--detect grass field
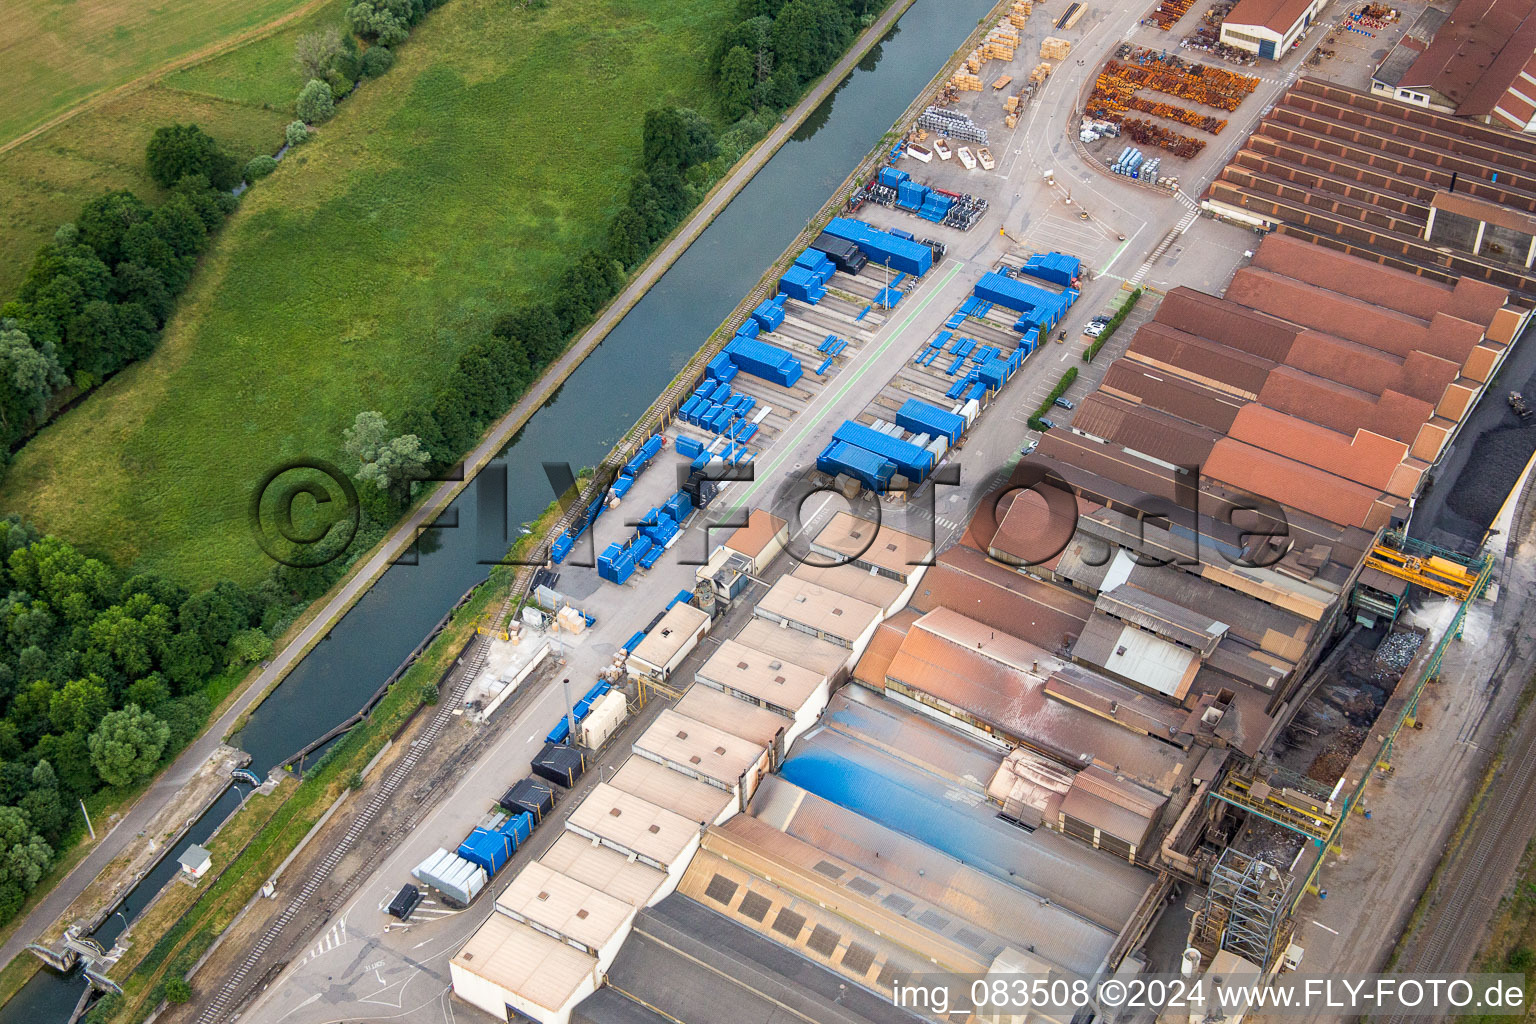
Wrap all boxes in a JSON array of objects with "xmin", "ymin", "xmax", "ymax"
[
  {"xmin": 1, "ymin": 0, "xmax": 734, "ymax": 587},
  {"xmin": 0, "ymin": 87, "xmax": 289, "ymax": 296},
  {"xmin": 0, "ymin": 0, "xmax": 318, "ymax": 145}
]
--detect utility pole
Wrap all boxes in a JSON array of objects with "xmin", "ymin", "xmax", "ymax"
[
  {"xmin": 562, "ymin": 677, "xmax": 576, "ymax": 745},
  {"xmin": 80, "ymin": 799, "xmax": 95, "ymax": 841}
]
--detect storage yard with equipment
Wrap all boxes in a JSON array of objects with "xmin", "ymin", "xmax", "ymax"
[{"xmin": 113, "ymin": 0, "xmax": 1536, "ymax": 1022}]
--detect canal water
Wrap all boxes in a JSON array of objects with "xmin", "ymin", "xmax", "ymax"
[{"xmin": 4, "ymin": 0, "xmax": 998, "ymax": 1017}]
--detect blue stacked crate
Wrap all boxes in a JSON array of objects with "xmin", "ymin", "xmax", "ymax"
[
  {"xmin": 832, "ymin": 420, "xmax": 934, "ymax": 483},
  {"xmin": 779, "ymin": 265, "xmax": 826, "ymax": 304},
  {"xmin": 817, "ymin": 441, "xmax": 896, "ymax": 492},
  {"xmin": 735, "ymin": 318, "xmax": 761, "ymax": 339},
  {"xmin": 878, "ymin": 167, "xmax": 910, "ymax": 188},
  {"xmin": 895, "ymin": 179, "xmax": 929, "ymax": 212},
  {"xmin": 979, "ymin": 361, "xmax": 1007, "ymax": 391},
  {"xmin": 750, "ymin": 300, "xmax": 785, "ymax": 332},
  {"xmin": 888, "ymin": 228, "xmax": 916, "ymax": 241},
  {"xmin": 895, "ymin": 398, "xmax": 965, "ymax": 444},
  {"xmin": 550, "ymin": 533, "xmax": 574, "ymax": 564},
  {"xmin": 1019, "ymin": 251, "xmax": 1081, "ymax": 287},
  {"xmin": 499, "ymin": 812, "xmax": 534, "ymax": 849},
  {"xmin": 726, "ymin": 337, "xmax": 802, "ymax": 387},
  {"xmin": 675, "ymin": 435, "xmax": 704, "ymax": 459},
  {"xmin": 663, "ymin": 490, "xmax": 693, "ymax": 523},
  {"xmin": 822, "ymin": 217, "xmax": 933, "ymax": 276},
  {"xmin": 458, "ymin": 827, "xmax": 513, "ymax": 876},
  {"xmin": 705, "ymin": 352, "xmax": 738, "ymax": 383},
  {"xmin": 918, "ymin": 192, "xmax": 953, "ymax": 222}
]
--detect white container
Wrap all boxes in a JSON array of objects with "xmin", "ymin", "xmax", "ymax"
[
  {"xmin": 907, "ymin": 144, "xmax": 934, "ymax": 163},
  {"xmin": 957, "ymin": 146, "xmax": 978, "ymax": 170},
  {"xmin": 927, "ymin": 435, "xmax": 949, "ymax": 460},
  {"xmin": 413, "ymin": 848, "xmax": 487, "ymax": 906},
  {"xmin": 579, "ymin": 690, "xmax": 628, "ymax": 749},
  {"xmin": 935, "ymin": 140, "xmax": 953, "ymax": 160},
  {"xmin": 961, "ymin": 398, "xmax": 981, "ymax": 426},
  {"xmin": 977, "ymin": 147, "xmax": 996, "ymax": 170}
]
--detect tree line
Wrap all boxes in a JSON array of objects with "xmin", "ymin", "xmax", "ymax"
[
  {"xmin": 0, "ymin": 519, "xmax": 278, "ymax": 922},
  {"xmin": 0, "ymin": 128, "xmax": 243, "ymax": 467}
]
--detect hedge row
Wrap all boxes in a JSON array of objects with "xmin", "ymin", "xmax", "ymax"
[
  {"xmin": 1026, "ymin": 366, "xmax": 1078, "ymax": 432},
  {"xmin": 1083, "ymin": 287, "xmax": 1143, "ymax": 363}
]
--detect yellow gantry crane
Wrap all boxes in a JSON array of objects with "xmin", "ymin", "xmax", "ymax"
[{"xmin": 1362, "ymin": 534, "xmax": 1488, "ymax": 602}]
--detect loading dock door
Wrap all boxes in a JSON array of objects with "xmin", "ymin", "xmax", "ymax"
[{"xmin": 1260, "ymin": 38, "xmax": 1276, "ymax": 58}]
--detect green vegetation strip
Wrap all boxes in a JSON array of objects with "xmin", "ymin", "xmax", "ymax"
[
  {"xmin": 1083, "ymin": 287, "xmax": 1142, "ymax": 363},
  {"xmin": 1027, "ymin": 367, "xmax": 1078, "ymax": 432},
  {"xmin": 93, "ymin": 574, "xmax": 502, "ymax": 1024}
]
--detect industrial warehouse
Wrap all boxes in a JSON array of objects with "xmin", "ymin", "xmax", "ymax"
[{"xmin": 147, "ymin": 1, "xmax": 1536, "ymax": 1021}]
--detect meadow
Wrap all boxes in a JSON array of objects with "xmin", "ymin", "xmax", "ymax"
[
  {"xmin": 1, "ymin": 0, "xmax": 735, "ymax": 587},
  {"xmin": 0, "ymin": 0, "xmax": 318, "ymax": 144}
]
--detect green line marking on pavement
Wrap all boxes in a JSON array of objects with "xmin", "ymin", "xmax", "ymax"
[
  {"xmin": 725, "ymin": 259, "xmax": 967, "ymax": 517},
  {"xmin": 1099, "ymin": 238, "xmax": 1131, "ymax": 277}
]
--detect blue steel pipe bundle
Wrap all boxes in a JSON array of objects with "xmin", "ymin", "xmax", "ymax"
[
  {"xmin": 735, "ymin": 318, "xmax": 760, "ymax": 339},
  {"xmin": 895, "ymin": 398, "xmax": 965, "ymax": 444},
  {"xmin": 832, "ymin": 420, "xmax": 933, "ymax": 483},
  {"xmin": 817, "ymin": 441, "xmax": 895, "ymax": 492},
  {"xmin": 822, "ymin": 217, "xmax": 932, "ymax": 276},
  {"xmin": 458, "ymin": 827, "xmax": 513, "ymax": 876},
  {"xmin": 550, "ymin": 533, "xmax": 574, "ymax": 564},
  {"xmin": 793, "ymin": 248, "xmax": 835, "ymax": 284}
]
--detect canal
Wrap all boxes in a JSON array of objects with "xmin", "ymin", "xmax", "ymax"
[{"xmin": 5, "ymin": 0, "xmax": 998, "ymax": 1016}]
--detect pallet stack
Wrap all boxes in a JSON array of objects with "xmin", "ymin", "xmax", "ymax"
[
  {"xmin": 950, "ymin": 69, "xmax": 984, "ymax": 90},
  {"xmin": 1041, "ymin": 36, "xmax": 1072, "ymax": 59},
  {"xmin": 1009, "ymin": 0, "xmax": 1032, "ymax": 28}
]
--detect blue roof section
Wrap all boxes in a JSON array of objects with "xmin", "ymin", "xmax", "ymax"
[{"xmin": 777, "ymin": 717, "xmax": 1153, "ymax": 933}]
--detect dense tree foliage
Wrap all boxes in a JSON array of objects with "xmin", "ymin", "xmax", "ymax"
[
  {"xmin": 145, "ymin": 125, "xmax": 241, "ymax": 192},
  {"xmin": 712, "ymin": 0, "xmax": 879, "ymax": 118},
  {"xmin": 0, "ymin": 155, "xmax": 235, "ymax": 457},
  {"xmin": 295, "ymin": 79, "xmax": 336, "ymax": 123},
  {"xmin": 0, "ymin": 519, "xmax": 271, "ymax": 922}
]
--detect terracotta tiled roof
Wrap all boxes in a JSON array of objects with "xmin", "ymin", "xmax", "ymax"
[
  {"xmin": 1394, "ymin": 0, "xmax": 1536, "ymax": 115},
  {"xmin": 1155, "ymin": 287, "xmax": 1300, "ymax": 360},
  {"xmin": 1072, "ymin": 393, "xmax": 1221, "ymax": 466},
  {"xmin": 1257, "ymin": 367, "xmax": 1434, "ymax": 443},
  {"xmin": 1101, "ymin": 360, "xmax": 1245, "ymax": 433},
  {"xmin": 1202, "ymin": 440, "xmax": 1385, "ymax": 527},
  {"xmin": 1226, "ymin": 0, "xmax": 1321, "ymax": 36},
  {"xmin": 1225, "ymin": 404, "xmax": 1410, "ymax": 492}
]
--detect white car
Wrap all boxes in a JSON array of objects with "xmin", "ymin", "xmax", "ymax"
[{"xmin": 1084, "ymin": 322, "xmax": 1106, "ymax": 338}]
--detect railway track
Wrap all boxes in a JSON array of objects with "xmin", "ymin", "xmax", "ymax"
[
  {"xmin": 1382, "ymin": 659, "xmax": 1536, "ymax": 1024},
  {"xmin": 194, "ymin": 619, "xmax": 502, "ymax": 1024}
]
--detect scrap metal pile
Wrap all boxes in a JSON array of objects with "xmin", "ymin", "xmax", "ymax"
[
  {"xmin": 1150, "ymin": 0, "xmax": 1195, "ymax": 30},
  {"xmin": 1120, "ymin": 118, "xmax": 1205, "ymax": 157}
]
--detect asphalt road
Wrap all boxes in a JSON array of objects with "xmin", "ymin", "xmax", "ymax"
[{"xmin": 0, "ymin": 0, "xmax": 924, "ymax": 978}]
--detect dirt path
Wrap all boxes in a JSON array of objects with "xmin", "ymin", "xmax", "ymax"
[{"xmin": 0, "ymin": 0, "xmax": 333, "ymax": 159}]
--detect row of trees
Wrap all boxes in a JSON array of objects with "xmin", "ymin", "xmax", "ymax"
[
  {"xmin": 0, "ymin": 127, "xmax": 241, "ymax": 462},
  {"xmin": 0, "ymin": 519, "xmax": 276, "ymax": 921},
  {"xmin": 714, "ymin": 0, "xmax": 884, "ymax": 120}
]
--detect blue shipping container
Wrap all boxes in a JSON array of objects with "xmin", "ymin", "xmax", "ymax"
[
  {"xmin": 1020, "ymin": 251, "xmax": 1081, "ymax": 287},
  {"xmin": 458, "ymin": 827, "xmax": 513, "ymax": 876},
  {"xmin": 895, "ymin": 398, "xmax": 965, "ymax": 444},
  {"xmin": 817, "ymin": 441, "xmax": 896, "ymax": 492},
  {"xmin": 833, "ymin": 420, "xmax": 933, "ymax": 482},
  {"xmin": 498, "ymin": 812, "xmax": 534, "ymax": 849}
]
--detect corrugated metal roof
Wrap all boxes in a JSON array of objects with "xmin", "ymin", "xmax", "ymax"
[
  {"xmin": 452, "ymin": 913, "xmax": 595, "ymax": 1011},
  {"xmin": 635, "ymin": 709, "xmax": 767, "ymax": 789},
  {"xmin": 495, "ymin": 861, "xmax": 634, "ymax": 952},
  {"xmin": 810, "ymin": 511, "xmax": 932, "ymax": 579},
  {"xmin": 697, "ymin": 638, "xmax": 830, "ymax": 714},
  {"xmin": 674, "ymin": 685, "xmax": 791, "ymax": 749},
  {"xmin": 567, "ymin": 784, "xmax": 701, "ymax": 867},
  {"xmin": 1096, "ymin": 584, "xmax": 1228, "ymax": 655},
  {"xmin": 539, "ymin": 831, "xmax": 667, "ymax": 908},
  {"xmin": 630, "ymin": 602, "xmax": 709, "ymax": 668},
  {"xmin": 754, "ymin": 576, "xmax": 882, "ymax": 644},
  {"xmin": 911, "ymin": 543, "xmax": 1093, "ymax": 654},
  {"xmin": 1072, "ymin": 612, "xmax": 1200, "ymax": 699},
  {"xmin": 790, "ymin": 560, "xmax": 907, "ymax": 612},
  {"xmin": 607, "ymin": 754, "xmax": 732, "ymax": 827},
  {"xmin": 1226, "ymin": 0, "xmax": 1319, "ymax": 34},
  {"xmin": 1071, "ymin": 393, "xmax": 1221, "ymax": 466},
  {"xmin": 773, "ymin": 728, "xmax": 1157, "ymax": 934},
  {"xmin": 733, "ymin": 617, "xmax": 852, "ymax": 677}
]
